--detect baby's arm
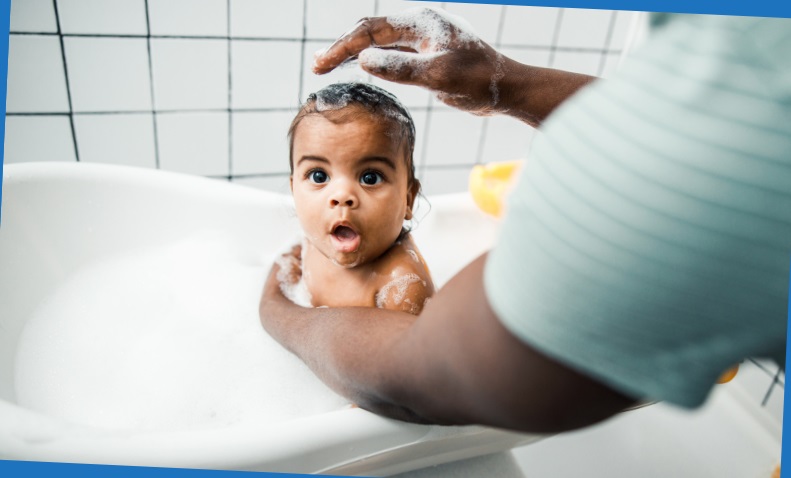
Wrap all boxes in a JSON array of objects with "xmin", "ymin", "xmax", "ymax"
[{"xmin": 374, "ymin": 242, "xmax": 435, "ymax": 315}]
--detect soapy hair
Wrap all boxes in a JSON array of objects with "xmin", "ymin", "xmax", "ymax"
[{"xmin": 287, "ymin": 82, "xmax": 418, "ymax": 190}]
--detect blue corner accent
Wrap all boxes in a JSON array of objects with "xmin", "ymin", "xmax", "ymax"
[
  {"xmin": 0, "ymin": 0, "xmax": 10, "ymax": 225},
  {"xmin": 0, "ymin": 461, "xmax": 362, "ymax": 478}
]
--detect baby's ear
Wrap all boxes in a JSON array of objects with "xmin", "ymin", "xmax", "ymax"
[
  {"xmin": 405, "ymin": 180, "xmax": 420, "ymax": 220},
  {"xmin": 289, "ymin": 175, "xmax": 293, "ymax": 192}
]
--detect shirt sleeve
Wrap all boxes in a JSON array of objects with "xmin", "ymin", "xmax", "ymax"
[{"xmin": 484, "ymin": 15, "xmax": 791, "ymax": 408}]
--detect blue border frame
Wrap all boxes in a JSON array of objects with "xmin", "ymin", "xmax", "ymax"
[{"xmin": 0, "ymin": 1, "xmax": 787, "ymax": 476}]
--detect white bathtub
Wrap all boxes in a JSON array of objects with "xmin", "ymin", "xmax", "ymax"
[{"xmin": 0, "ymin": 162, "xmax": 542, "ymax": 475}]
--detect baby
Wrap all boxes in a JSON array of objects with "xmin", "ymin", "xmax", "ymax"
[{"xmin": 282, "ymin": 82, "xmax": 435, "ymax": 314}]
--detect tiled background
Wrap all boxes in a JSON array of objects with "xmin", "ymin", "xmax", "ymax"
[
  {"xmin": 5, "ymin": 0, "xmax": 644, "ymax": 196},
  {"xmin": 3, "ymin": 0, "xmax": 783, "ymax": 424}
]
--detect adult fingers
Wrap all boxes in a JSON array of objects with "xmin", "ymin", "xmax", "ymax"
[
  {"xmin": 313, "ymin": 17, "xmax": 406, "ymax": 74},
  {"xmin": 358, "ymin": 48, "xmax": 441, "ymax": 87}
]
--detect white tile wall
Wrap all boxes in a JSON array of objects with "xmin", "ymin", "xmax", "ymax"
[
  {"xmin": 609, "ymin": 10, "xmax": 639, "ymax": 50},
  {"xmin": 231, "ymin": 111, "xmax": 293, "ymax": 176},
  {"xmin": 551, "ymin": 49, "xmax": 603, "ymax": 75},
  {"xmin": 500, "ymin": 6, "xmax": 560, "ymax": 46},
  {"xmin": 600, "ymin": 51, "xmax": 623, "ymax": 78},
  {"xmin": 423, "ymin": 109, "xmax": 485, "ymax": 167},
  {"xmin": 230, "ymin": 0, "xmax": 304, "ymax": 39},
  {"xmin": 156, "ymin": 112, "xmax": 228, "ymax": 176},
  {"xmin": 74, "ymin": 113, "xmax": 156, "ymax": 168},
  {"xmin": 57, "ymin": 0, "xmax": 148, "ymax": 36},
  {"xmin": 480, "ymin": 116, "xmax": 537, "ymax": 163},
  {"xmin": 150, "ymin": 38, "xmax": 227, "ymax": 110},
  {"xmin": 555, "ymin": 8, "xmax": 613, "ymax": 50},
  {"xmin": 419, "ymin": 167, "xmax": 472, "ymax": 196},
  {"xmin": 732, "ymin": 360, "xmax": 778, "ymax": 406},
  {"xmin": 6, "ymin": 35, "xmax": 70, "ymax": 113},
  {"xmin": 302, "ymin": 40, "xmax": 370, "ymax": 101},
  {"xmin": 65, "ymin": 37, "xmax": 152, "ymax": 112},
  {"xmin": 5, "ymin": 1, "xmax": 644, "ymax": 198},
  {"xmin": 410, "ymin": 110, "xmax": 428, "ymax": 172},
  {"xmin": 443, "ymin": 2, "xmax": 504, "ymax": 45},
  {"xmin": 231, "ymin": 175, "xmax": 291, "ymax": 195},
  {"xmin": 231, "ymin": 40, "xmax": 302, "ymax": 110},
  {"xmin": 148, "ymin": 0, "xmax": 227, "ymax": 37},
  {"xmin": 4, "ymin": 116, "xmax": 76, "ymax": 163},
  {"xmin": 500, "ymin": 46, "xmax": 552, "ymax": 69},
  {"xmin": 376, "ymin": 0, "xmax": 446, "ymax": 17},
  {"xmin": 10, "ymin": 0, "xmax": 57, "ymax": 33},
  {"xmin": 305, "ymin": 0, "xmax": 374, "ymax": 40}
]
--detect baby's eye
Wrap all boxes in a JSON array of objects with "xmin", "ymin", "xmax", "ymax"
[
  {"xmin": 308, "ymin": 170, "xmax": 329, "ymax": 184},
  {"xmin": 360, "ymin": 171, "xmax": 383, "ymax": 186}
]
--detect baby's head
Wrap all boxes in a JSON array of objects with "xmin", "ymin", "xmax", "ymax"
[{"xmin": 288, "ymin": 83, "xmax": 420, "ymax": 269}]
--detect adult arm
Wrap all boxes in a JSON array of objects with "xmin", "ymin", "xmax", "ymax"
[
  {"xmin": 312, "ymin": 8, "xmax": 596, "ymax": 127},
  {"xmin": 260, "ymin": 253, "xmax": 637, "ymax": 433}
]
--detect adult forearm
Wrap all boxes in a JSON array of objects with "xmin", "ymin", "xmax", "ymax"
[
  {"xmin": 499, "ymin": 57, "xmax": 597, "ymax": 127},
  {"xmin": 259, "ymin": 291, "xmax": 432, "ymax": 422},
  {"xmin": 259, "ymin": 256, "xmax": 636, "ymax": 432}
]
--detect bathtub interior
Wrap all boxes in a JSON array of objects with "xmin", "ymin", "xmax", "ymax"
[{"xmin": 0, "ymin": 162, "xmax": 539, "ymax": 475}]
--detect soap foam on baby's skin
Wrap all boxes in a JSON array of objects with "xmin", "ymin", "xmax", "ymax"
[
  {"xmin": 375, "ymin": 273, "xmax": 425, "ymax": 311},
  {"xmin": 15, "ymin": 231, "xmax": 348, "ymax": 432}
]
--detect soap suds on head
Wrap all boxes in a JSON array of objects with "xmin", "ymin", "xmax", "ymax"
[
  {"xmin": 375, "ymin": 273, "xmax": 425, "ymax": 309},
  {"xmin": 312, "ymin": 82, "xmax": 413, "ymax": 130}
]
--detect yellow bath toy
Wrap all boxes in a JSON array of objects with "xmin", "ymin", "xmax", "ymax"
[
  {"xmin": 717, "ymin": 364, "xmax": 739, "ymax": 384},
  {"xmin": 469, "ymin": 160, "xmax": 523, "ymax": 217}
]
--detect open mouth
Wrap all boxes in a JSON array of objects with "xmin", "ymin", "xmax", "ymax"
[{"xmin": 331, "ymin": 223, "xmax": 361, "ymax": 253}]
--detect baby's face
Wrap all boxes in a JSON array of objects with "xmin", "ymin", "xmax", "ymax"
[{"xmin": 291, "ymin": 113, "xmax": 416, "ymax": 268}]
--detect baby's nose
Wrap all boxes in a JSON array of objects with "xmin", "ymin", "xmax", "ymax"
[{"xmin": 329, "ymin": 184, "xmax": 358, "ymax": 208}]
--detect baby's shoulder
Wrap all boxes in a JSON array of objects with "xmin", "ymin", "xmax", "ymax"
[{"xmin": 373, "ymin": 237, "xmax": 435, "ymax": 315}]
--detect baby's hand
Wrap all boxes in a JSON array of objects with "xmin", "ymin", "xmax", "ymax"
[{"xmin": 274, "ymin": 243, "xmax": 303, "ymax": 288}]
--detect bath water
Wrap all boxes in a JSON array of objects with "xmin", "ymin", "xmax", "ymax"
[{"xmin": 14, "ymin": 231, "xmax": 349, "ymax": 432}]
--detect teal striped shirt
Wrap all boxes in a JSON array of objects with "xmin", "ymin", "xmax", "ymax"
[{"xmin": 484, "ymin": 14, "xmax": 790, "ymax": 408}]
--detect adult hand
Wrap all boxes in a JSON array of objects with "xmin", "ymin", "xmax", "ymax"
[
  {"xmin": 313, "ymin": 7, "xmax": 509, "ymax": 117},
  {"xmin": 260, "ymin": 252, "xmax": 636, "ymax": 431},
  {"xmin": 312, "ymin": 7, "xmax": 597, "ymax": 126}
]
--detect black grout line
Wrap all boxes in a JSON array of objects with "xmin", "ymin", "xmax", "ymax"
[
  {"xmin": 8, "ymin": 32, "xmax": 623, "ymax": 55},
  {"xmin": 597, "ymin": 10, "xmax": 618, "ymax": 78},
  {"xmin": 475, "ymin": 5, "xmax": 509, "ymax": 166},
  {"xmin": 547, "ymin": 8, "xmax": 564, "ymax": 68},
  {"xmin": 52, "ymin": 0, "xmax": 80, "ymax": 162},
  {"xmin": 748, "ymin": 357, "xmax": 781, "ymax": 377},
  {"xmin": 761, "ymin": 367, "xmax": 784, "ymax": 406},
  {"xmin": 10, "ymin": 31, "xmax": 307, "ymax": 41},
  {"xmin": 7, "ymin": 105, "xmax": 432, "ymax": 116},
  {"xmin": 297, "ymin": 0, "xmax": 307, "ymax": 102},
  {"xmin": 143, "ymin": 0, "xmax": 161, "ymax": 170},
  {"xmin": 227, "ymin": 0, "xmax": 233, "ymax": 181}
]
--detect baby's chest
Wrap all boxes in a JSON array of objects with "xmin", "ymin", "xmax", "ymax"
[{"xmin": 306, "ymin": 274, "xmax": 378, "ymax": 308}]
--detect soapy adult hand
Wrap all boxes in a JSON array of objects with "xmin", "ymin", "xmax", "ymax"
[
  {"xmin": 313, "ymin": 7, "xmax": 597, "ymax": 126},
  {"xmin": 313, "ymin": 8, "xmax": 506, "ymax": 117}
]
